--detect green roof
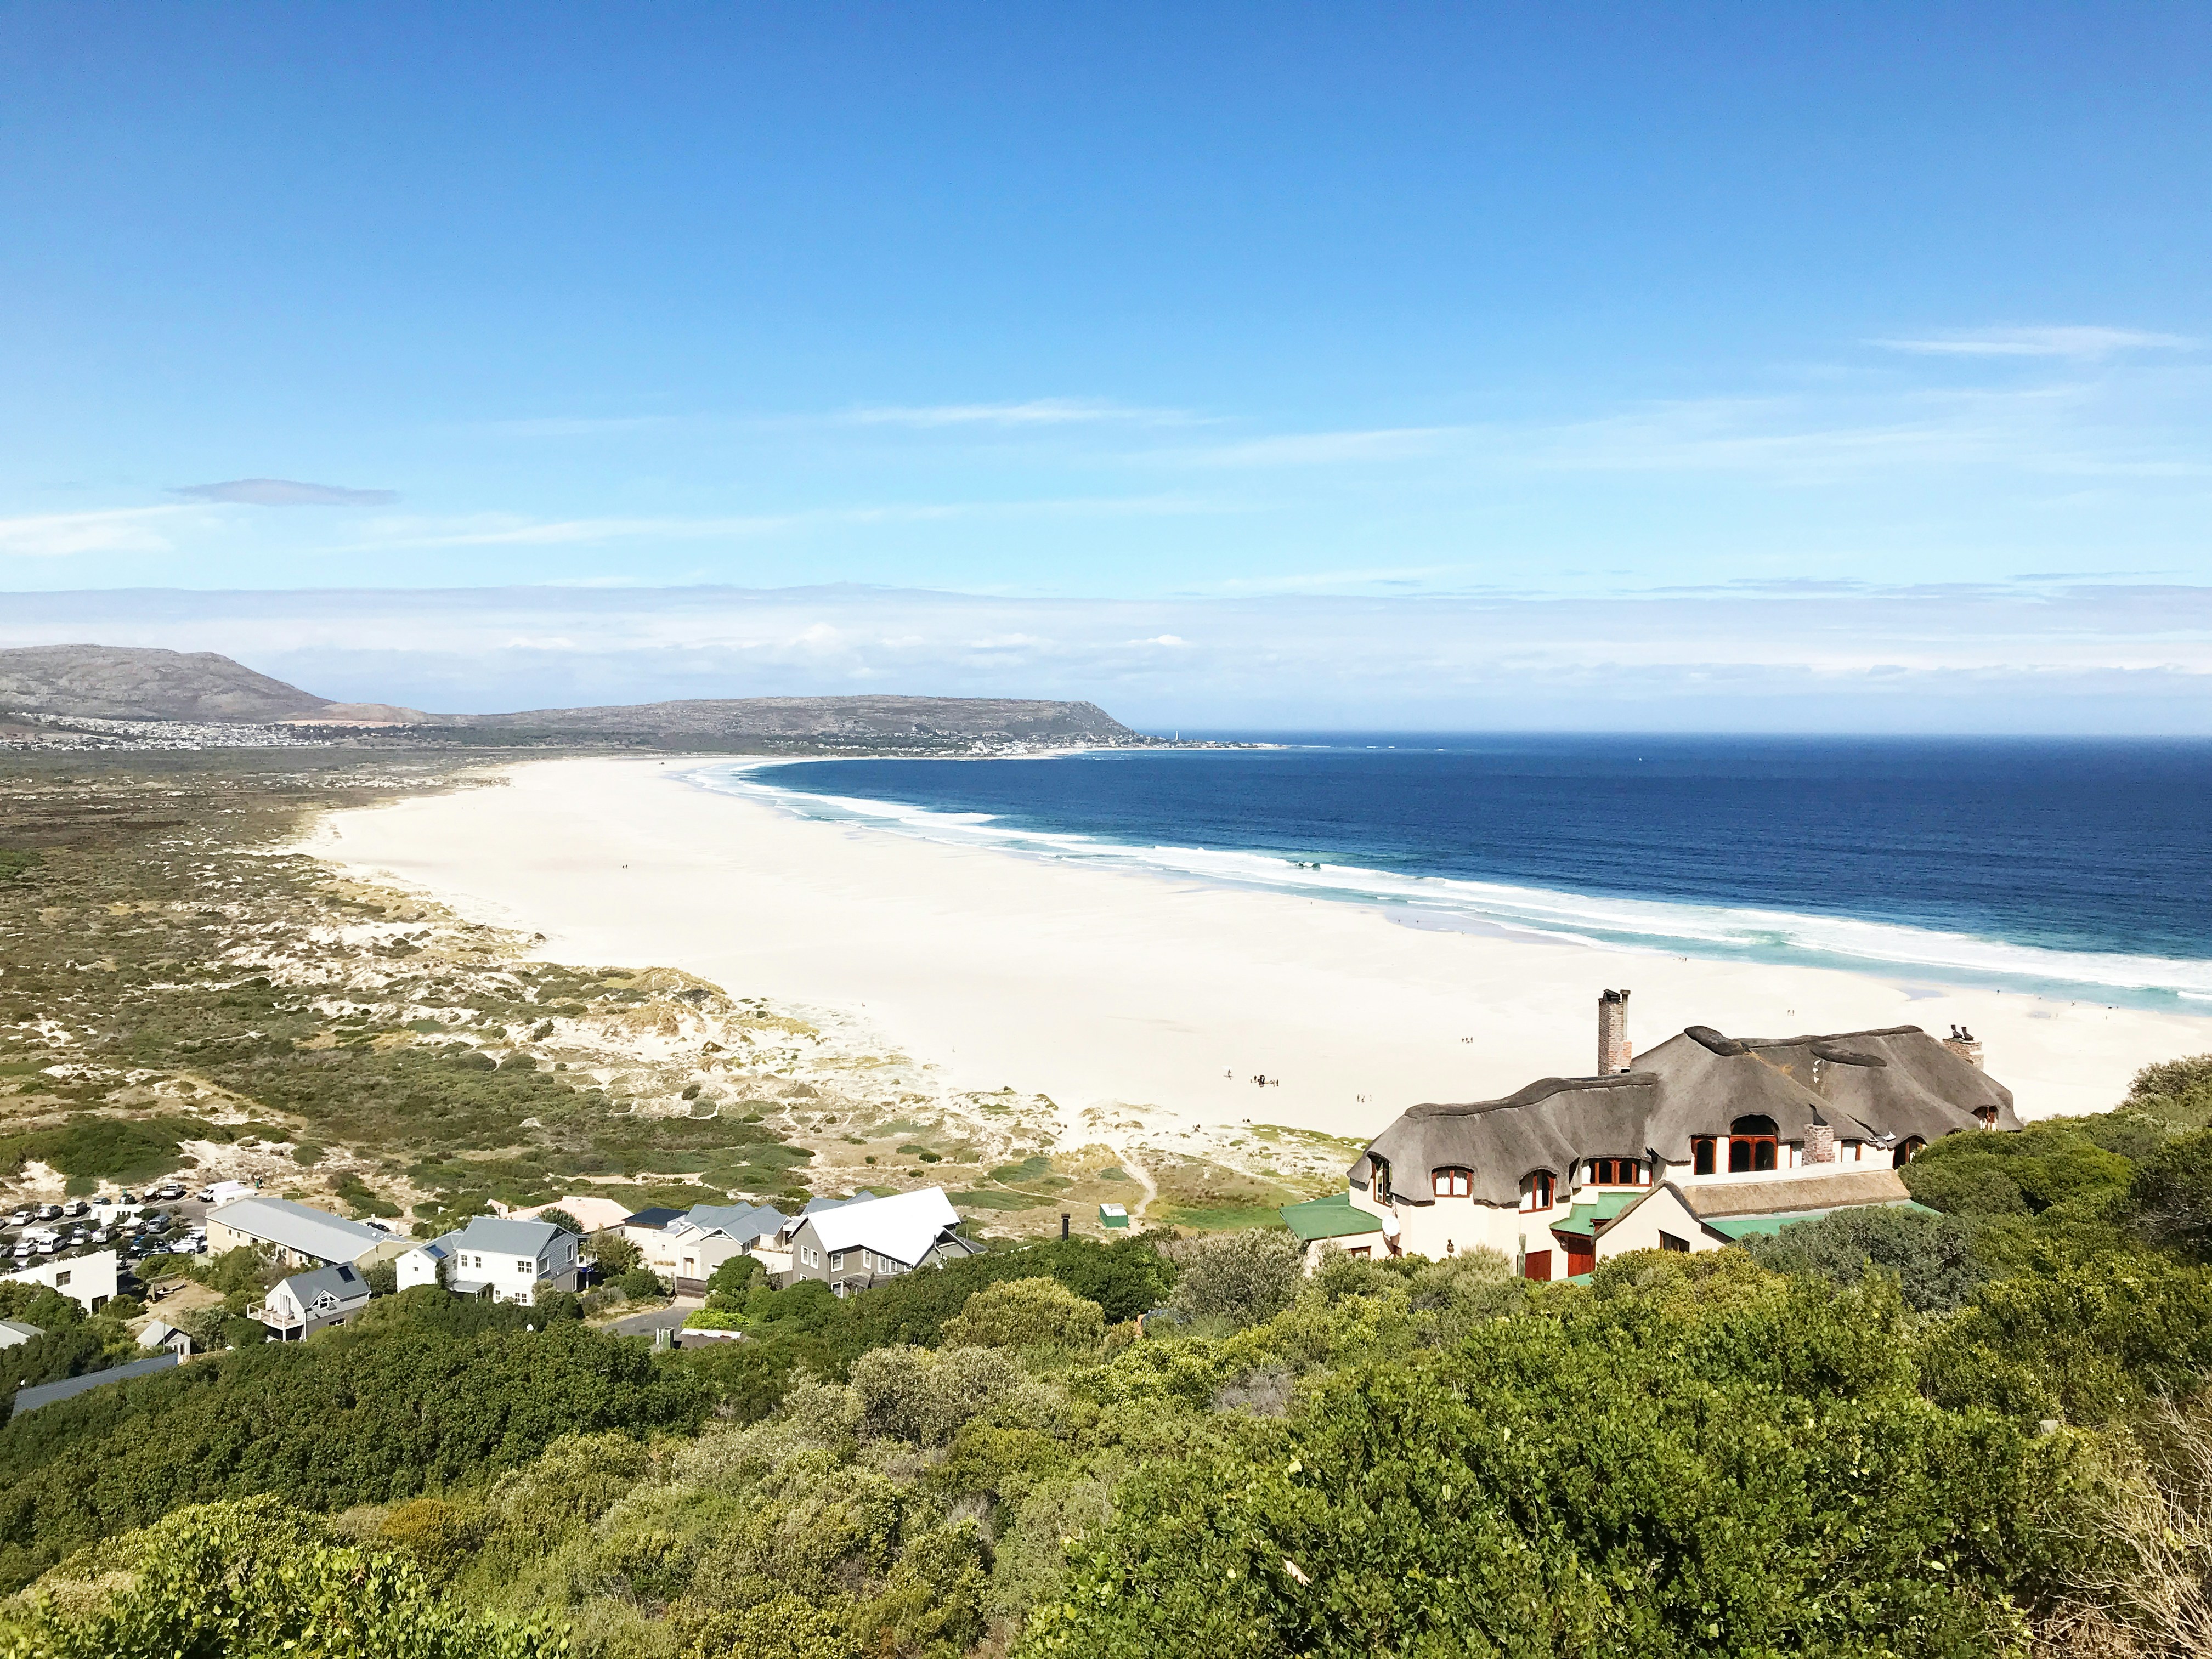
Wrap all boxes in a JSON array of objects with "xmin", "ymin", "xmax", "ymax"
[
  {"xmin": 1280, "ymin": 1191, "xmax": 1386, "ymax": 1243},
  {"xmin": 1705, "ymin": 1199, "xmax": 1937, "ymax": 1241},
  {"xmin": 1547, "ymin": 1190, "xmax": 1648, "ymax": 1239}
]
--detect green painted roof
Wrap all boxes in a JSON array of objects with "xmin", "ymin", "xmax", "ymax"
[
  {"xmin": 1705, "ymin": 1198, "xmax": 1935, "ymax": 1240},
  {"xmin": 1280, "ymin": 1191, "xmax": 1386, "ymax": 1242},
  {"xmin": 1548, "ymin": 1190, "xmax": 1648, "ymax": 1239}
]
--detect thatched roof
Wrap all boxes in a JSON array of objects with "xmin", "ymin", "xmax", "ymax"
[{"xmin": 1359, "ymin": 1024, "xmax": 2015, "ymax": 1207}]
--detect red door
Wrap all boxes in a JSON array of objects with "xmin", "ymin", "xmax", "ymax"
[
  {"xmin": 1559, "ymin": 1236, "xmax": 1595, "ymax": 1277},
  {"xmin": 1524, "ymin": 1249, "xmax": 1553, "ymax": 1281}
]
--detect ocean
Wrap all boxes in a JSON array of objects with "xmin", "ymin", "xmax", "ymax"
[{"xmin": 683, "ymin": 735, "xmax": 2212, "ymax": 1011}]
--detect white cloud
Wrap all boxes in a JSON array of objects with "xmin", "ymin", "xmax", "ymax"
[
  {"xmin": 1872, "ymin": 326, "xmax": 2196, "ymax": 360},
  {"xmin": 172, "ymin": 478, "xmax": 399, "ymax": 506},
  {"xmin": 844, "ymin": 398, "xmax": 1194, "ymax": 428},
  {"xmin": 10, "ymin": 580, "xmax": 2212, "ymax": 732},
  {"xmin": 0, "ymin": 507, "xmax": 189, "ymax": 558}
]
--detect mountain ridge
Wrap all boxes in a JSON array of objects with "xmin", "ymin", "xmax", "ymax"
[{"xmin": 0, "ymin": 644, "xmax": 1141, "ymax": 746}]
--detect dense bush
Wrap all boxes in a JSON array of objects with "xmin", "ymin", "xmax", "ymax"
[
  {"xmin": 939, "ymin": 1277, "xmax": 1107, "ymax": 1352},
  {"xmin": 1167, "ymin": 1229, "xmax": 1302, "ymax": 1327},
  {"xmin": 0, "ymin": 1496, "xmax": 558, "ymax": 1659},
  {"xmin": 1738, "ymin": 1203, "xmax": 1986, "ymax": 1311},
  {"xmin": 0, "ymin": 1300, "xmax": 706, "ymax": 1590},
  {"xmin": 1024, "ymin": 1258, "xmax": 2089, "ymax": 1658}
]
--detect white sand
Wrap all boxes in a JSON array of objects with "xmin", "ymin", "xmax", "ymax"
[{"xmin": 310, "ymin": 755, "xmax": 2212, "ymax": 1137}]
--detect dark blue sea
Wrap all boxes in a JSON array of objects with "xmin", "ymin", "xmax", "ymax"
[{"xmin": 684, "ymin": 735, "xmax": 2212, "ymax": 1010}]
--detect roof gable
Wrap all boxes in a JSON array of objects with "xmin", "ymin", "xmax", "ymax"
[{"xmin": 801, "ymin": 1188, "xmax": 963, "ymax": 1262}]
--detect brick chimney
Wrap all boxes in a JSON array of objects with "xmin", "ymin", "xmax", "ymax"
[
  {"xmin": 1598, "ymin": 989, "xmax": 1632, "ymax": 1074},
  {"xmin": 1942, "ymin": 1025, "xmax": 1985, "ymax": 1070}
]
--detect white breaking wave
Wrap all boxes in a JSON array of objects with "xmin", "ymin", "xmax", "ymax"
[{"xmin": 680, "ymin": 760, "xmax": 2212, "ymax": 1005}]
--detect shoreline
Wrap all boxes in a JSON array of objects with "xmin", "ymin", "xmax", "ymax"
[{"xmin": 308, "ymin": 754, "xmax": 2212, "ymax": 1135}]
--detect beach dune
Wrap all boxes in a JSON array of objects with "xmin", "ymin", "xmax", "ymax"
[{"xmin": 314, "ymin": 756, "xmax": 2211, "ymax": 1136}]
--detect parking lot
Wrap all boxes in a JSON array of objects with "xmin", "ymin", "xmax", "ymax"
[{"xmin": 2, "ymin": 1182, "xmax": 219, "ymax": 1283}]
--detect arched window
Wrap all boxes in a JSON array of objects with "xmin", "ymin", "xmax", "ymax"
[
  {"xmin": 1892, "ymin": 1136, "xmax": 1926, "ymax": 1168},
  {"xmin": 1587, "ymin": 1157, "xmax": 1642, "ymax": 1186},
  {"xmin": 1432, "ymin": 1167, "xmax": 1473, "ymax": 1198},
  {"xmin": 1370, "ymin": 1155, "xmax": 1393, "ymax": 1201},
  {"xmin": 1519, "ymin": 1170, "xmax": 1556, "ymax": 1213},
  {"xmin": 1974, "ymin": 1106, "xmax": 1998, "ymax": 1129},
  {"xmin": 1728, "ymin": 1116, "xmax": 1779, "ymax": 1173},
  {"xmin": 1692, "ymin": 1136, "xmax": 1717, "ymax": 1176}
]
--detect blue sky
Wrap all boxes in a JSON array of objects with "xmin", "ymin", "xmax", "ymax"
[{"xmin": 3, "ymin": 4, "xmax": 2210, "ymax": 723}]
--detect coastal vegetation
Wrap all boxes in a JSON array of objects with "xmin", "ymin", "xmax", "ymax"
[{"xmin": 11, "ymin": 1101, "xmax": 2212, "ymax": 1656}]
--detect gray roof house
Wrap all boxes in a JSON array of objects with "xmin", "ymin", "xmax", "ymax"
[
  {"xmin": 205, "ymin": 1197, "xmax": 408, "ymax": 1271},
  {"xmin": 1323, "ymin": 995, "xmax": 2015, "ymax": 1281},
  {"xmin": 138, "ymin": 1317, "xmax": 194, "ymax": 1358},
  {"xmin": 398, "ymin": 1216, "xmax": 581, "ymax": 1306},
  {"xmin": 0, "ymin": 1319, "xmax": 43, "ymax": 1351},
  {"xmin": 257, "ymin": 1262, "xmax": 373, "ymax": 1340},
  {"xmin": 782, "ymin": 1187, "xmax": 980, "ymax": 1298}
]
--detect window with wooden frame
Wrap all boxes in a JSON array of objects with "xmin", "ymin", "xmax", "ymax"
[
  {"xmin": 1587, "ymin": 1157, "xmax": 1642, "ymax": 1186},
  {"xmin": 1371, "ymin": 1155, "xmax": 1393, "ymax": 1202},
  {"xmin": 1519, "ymin": 1170, "xmax": 1556, "ymax": 1212},
  {"xmin": 1892, "ymin": 1135, "xmax": 1926, "ymax": 1168},
  {"xmin": 1432, "ymin": 1167, "xmax": 1473, "ymax": 1198},
  {"xmin": 1728, "ymin": 1116, "xmax": 1779, "ymax": 1173},
  {"xmin": 1692, "ymin": 1137, "xmax": 1717, "ymax": 1176},
  {"xmin": 1975, "ymin": 1106, "xmax": 1999, "ymax": 1128}
]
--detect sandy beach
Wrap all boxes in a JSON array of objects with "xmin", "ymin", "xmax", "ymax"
[{"xmin": 310, "ymin": 755, "xmax": 2212, "ymax": 1139}]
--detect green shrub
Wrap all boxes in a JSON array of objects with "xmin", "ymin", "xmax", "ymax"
[
  {"xmin": 1, "ymin": 1495, "xmax": 559, "ymax": 1659},
  {"xmin": 1167, "ymin": 1230, "xmax": 1302, "ymax": 1328},
  {"xmin": 1738, "ymin": 1204, "xmax": 1987, "ymax": 1312},
  {"xmin": 940, "ymin": 1277, "xmax": 1105, "ymax": 1353}
]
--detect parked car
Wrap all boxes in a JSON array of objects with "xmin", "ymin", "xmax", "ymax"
[
  {"xmin": 60, "ymin": 1199, "xmax": 87, "ymax": 1218},
  {"xmin": 35, "ymin": 1204, "xmax": 60, "ymax": 1221},
  {"xmin": 152, "ymin": 1184, "xmax": 185, "ymax": 1201}
]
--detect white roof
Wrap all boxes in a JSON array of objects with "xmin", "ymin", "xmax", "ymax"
[
  {"xmin": 208, "ymin": 1197, "xmax": 389, "ymax": 1263},
  {"xmin": 802, "ymin": 1187, "xmax": 963, "ymax": 1264}
]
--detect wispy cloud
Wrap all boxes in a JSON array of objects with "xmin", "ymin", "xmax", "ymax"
[
  {"xmin": 0, "ymin": 506, "xmax": 190, "ymax": 557},
  {"xmin": 1872, "ymin": 326, "xmax": 2196, "ymax": 360},
  {"xmin": 1171, "ymin": 426, "xmax": 1457, "ymax": 468},
  {"xmin": 466, "ymin": 416, "xmax": 675, "ymax": 438},
  {"xmin": 172, "ymin": 478, "xmax": 400, "ymax": 506},
  {"xmin": 843, "ymin": 398, "xmax": 1196, "ymax": 428},
  {"xmin": 346, "ymin": 494, "xmax": 1234, "ymax": 550}
]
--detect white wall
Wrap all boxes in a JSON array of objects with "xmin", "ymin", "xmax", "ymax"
[{"xmin": 4, "ymin": 1249, "xmax": 119, "ymax": 1311}]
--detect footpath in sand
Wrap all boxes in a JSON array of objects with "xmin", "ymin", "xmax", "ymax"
[{"xmin": 310, "ymin": 755, "xmax": 2212, "ymax": 1222}]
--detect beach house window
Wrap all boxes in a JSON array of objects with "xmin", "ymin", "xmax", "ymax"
[
  {"xmin": 1728, "ymin": 1117, "xmax": 1779, "ymax": 1174},
  {"xmin": 1975, "ymin": 1107, "xmax": 1999, "ymax": 1129},
  {"xmin": 1692, "ymin": 1137, "xmax": 1717, "ymax": 1175},
  {"xmin": 830, "ymin": 1253, "xmax": 845, "ymax": 1271},
  {"xmin": 1370, "ymin": 1156, "xmax": 1393, "ymax": 1202},
  {"xmin": 1519, "ymin": 1171, "xmax": 1555, "ymax": 1213},
  {"xmin": 1432, "ymin": 1167, "xmax": 1472, "ymax": 1198},
  {"xmin": 1588, "ymin": 1157, "xmax": 1641, "ymax": 1186},
  {"xmin": 1893, "ymin": 1136, "xmax": 1926, "ymax": 1168}
]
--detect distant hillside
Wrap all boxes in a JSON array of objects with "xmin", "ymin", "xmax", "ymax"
[
  {"xmin": 0, "ymin": 644, "xmax": 336, "ymax": 722},
  {"xmin": 457, "ymin": 694, "xmax": 1136, "ymax": 744},
  {"xmin": 0, "ymin": 644, "xmax": 1141, "ymax": 748}
]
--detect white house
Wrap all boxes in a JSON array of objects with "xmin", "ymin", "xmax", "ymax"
[
  {"xmin": 637, "ymin": 1202, "xmax": 788, "ymax": 1294},
  {"xmin": 0, "ymin": 1318, "xmax": 43, "ymax": 1350},
  {"xmin": 257, "ymin": 1263, "xmax": 374, "ymax": 1339},
  {"xmin": 206, "ymin": 1197, "xmax": 408, "ymax": 1271},
  {"xmin": 3, "ymin": 1248, "xmax": 118, "ymax": 1312},
  {"xmin": 780, "ymin": 1188, "xmax": 980, "ymax": 1297},
  {"xmin": 398, "ymin": 1216, "xmax": 581, "ymax": 1306},
  {"xmin": 1325, "ymin": 996, "xmax": 2013, "ymax": 1281},
  {"xmin": 138, "ymin": 1317, "xmax": 194, "ymax": 1358}
]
